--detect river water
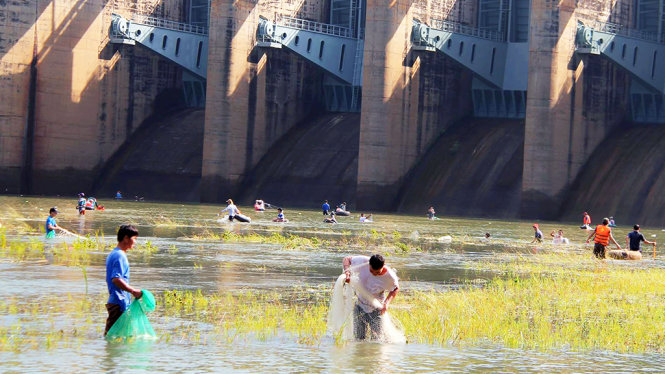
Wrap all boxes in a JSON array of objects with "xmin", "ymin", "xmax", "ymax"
[{"xmin": 1, "ymin": 196, "xmax": 664, "ymax": 372}]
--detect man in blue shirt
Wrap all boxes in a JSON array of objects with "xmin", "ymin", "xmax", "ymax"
[
  {"xmin": 322, "ymin": 200, "xmax": 330, "ymax": 215},
  {"xmin": 104, "ymin": 224, "xmax": 143, "ymax": 336},
  {"xmin": 45, "ymin": 207, "xmax": 60, "ymax": 238}
]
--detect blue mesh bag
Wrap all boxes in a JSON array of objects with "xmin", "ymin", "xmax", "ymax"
[{"xmin": 106, "ymin": 289, "xmax": 156, "ymax": 340}]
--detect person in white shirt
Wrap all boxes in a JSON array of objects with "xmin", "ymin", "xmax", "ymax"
[
  {"xmin": 222, "ymin": 199, "xmax": 240, "ymax": 221},
  {"xmin": 359, "ymin": 213, "xmax": 374, "ymax": 223},
  {"xmin": 342, "ymin": 254, "xmax": 399, "ymax": 340}
]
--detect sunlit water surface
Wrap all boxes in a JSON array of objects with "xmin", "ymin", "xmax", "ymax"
[{"xmin": 2, "ymin": 196, "xmax": 664, "ymax": 372}]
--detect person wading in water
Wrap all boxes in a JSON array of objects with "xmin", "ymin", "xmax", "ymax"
[
  {"xmin": 586, "ymin": 218, "xmax": 622, "ymax": 258},
  {"xmin": 342, "ymin": 254, "xmax": 399, "ymax": 340}
]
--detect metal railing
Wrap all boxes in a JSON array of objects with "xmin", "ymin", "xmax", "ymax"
[
  {"xmin": 430, "ymin": 18, "xmax": 504, "ymax": 41},
  {"xmin": 591, "ymin": 21, "xmax": 661, "ymax": 43},
  {"xmin": 133, "ymin": 14, "xmax": 208, "ymax": 35},
  {"xmin": 277, "ymin": 16, "xmax": 353, "ymax": 38}
]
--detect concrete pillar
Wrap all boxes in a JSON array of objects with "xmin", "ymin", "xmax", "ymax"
[
  {"xmin": 201, "ymin": 0, "xmax": 260, "ymax": 202},
  {"xmin": 522, "ymin": 0, "xmax": 630, "ymax": 218},
  {"xmin": 521, "ymin": 0, "xmax": 577, "ymax": 217},
  {"xmin": 0, "ymin": 0, "xmax": 185, "ymax": 194},
  {"xmin": 356, "ymin": 0, "xmax": 417, "ymax": 210},
  {"xmin": 201, "ymin": 0, "xmax": 327, "ymax": 203}
]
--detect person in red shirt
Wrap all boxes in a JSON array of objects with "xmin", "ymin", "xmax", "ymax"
[{"xmin": 581, "ymin": 212, "xmax": 591, "ymax": 229}]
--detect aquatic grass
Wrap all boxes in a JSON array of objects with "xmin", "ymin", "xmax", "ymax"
[
  {"xmin": 185, "ymin": 229, "xmax": 432, "ymax": 253},
  {"xmin": 395, "ymin": 258, "xmax": 665, "ymax": 352},
  {"xmin": 186, "ymin": 230, "xmax": 324, "ymax": 250},
  {"xmin": 6, "ymin": 260, "xmax": 665, "ymax": 354},
  {"xmin": 161, "ymin": 289, "xmax": 328, "ymax": 343},
  {"xmin": 0, "ymin": 239, "xmax": 45, "ymax": 261},
  {"xmin": 134, "ymin": 240, "xmax": 159, "ymax": 255}
]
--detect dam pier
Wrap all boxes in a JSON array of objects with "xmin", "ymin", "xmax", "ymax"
[{"xmin": 2, "ymin": 0, "xmax": 665, "ymax": 223}]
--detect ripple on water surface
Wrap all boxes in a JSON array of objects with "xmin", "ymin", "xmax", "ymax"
[{"xmin": 3, "ymin": 196, "xmax": 665, "ymax": 371}]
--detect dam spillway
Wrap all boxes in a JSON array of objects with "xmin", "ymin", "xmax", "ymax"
[{"xmin": 1, "ymin": 0, "xmax": 664, "ymax": 220}]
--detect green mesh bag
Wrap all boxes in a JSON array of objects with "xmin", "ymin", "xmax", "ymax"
[{"xmin": 106, "ymin": 289, "xmax": 156, "ymax": 341}]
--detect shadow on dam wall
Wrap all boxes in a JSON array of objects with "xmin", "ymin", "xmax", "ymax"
[
  {"xmin": 395, "ymin": 118, "xmax": 525, "ymax": 218},
  {"xmin": 238, "ymin": 114, "xmax": 525, "ymax": 215},
  {"xmin": 92, "ymin": 111, "xmax": 529, "ymax": 216},
  {"xmin": 237, "ymin": 113, "xmax": 361, "ymax": 208},
  {"xmin": 560, "ymin": 124, "xmax": 665, "ymax": 227},
  {"xmin": 93, "ymin": 108, "xmax": 204, "ymax": 201}
]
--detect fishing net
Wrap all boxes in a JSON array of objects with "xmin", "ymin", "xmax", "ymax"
[
  {"xmin": 327, "ymin": 270, "xmax": 405, "ymax": 343},
  {"xmin": 106, "ymin": 289, "xmax": 157, "ymax": 341}
]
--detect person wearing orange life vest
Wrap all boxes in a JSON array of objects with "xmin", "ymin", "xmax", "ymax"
[
  {"xmin": 586, "ymin": 217, "xmax": 621, "ymax": 258},
  {"xmin": 580, "ymin": 212, "xmax": 591, "ymax": 229}
]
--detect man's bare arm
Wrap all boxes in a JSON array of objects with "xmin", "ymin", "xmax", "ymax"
[
  {"xmin": 609, "ymin": 233, "xmax": 621, "ymax": 249},
  {"xmin": 381, "ymin": 287, "xmax": 399, "ymax": 314},
  {"xmin": 111, "ymin": 278, "xmax": 142, "ymax": 299}
]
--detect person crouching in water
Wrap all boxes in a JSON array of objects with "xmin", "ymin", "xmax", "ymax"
[
  {"xmin": 272, "ymin": 208, "xmax": 287, "ymax": 222},
  {"xmin": 531, "ymin": 224, "xmax": 543, "ymax": 243},
  {"xmin": 324, "ymin": 212, "xmax": 337, "ymax": 224},
  {"xmin": 342, "ymin": 254, "xmax": 399, "ymax": 340},
  {"xmin": 586, "ymin": 217, "xmax": 622, "ymax": 258},
  {"xmin": 222, "ymin": 199, "xmax": 240, "ymax": 221},
  {"xmin": 550, "ymin": 229, "xmax": 569, "ymax": 244}
]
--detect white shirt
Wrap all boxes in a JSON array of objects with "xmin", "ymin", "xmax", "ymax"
[
  {"xmin": 223, "ymin": 204, "xmax": 239, "ymax": 217},
  {"xmin": 359, "ymin": 217, "xmax": 367, "ymax": 222},
  {"xmin": 350, "ymin": 256, "xmax": 399, "ymax": 313}
]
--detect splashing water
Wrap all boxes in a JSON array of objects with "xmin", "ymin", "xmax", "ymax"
[{"xmin": 327, "ymin": 269, "xmax": 406, "ymax": 344}]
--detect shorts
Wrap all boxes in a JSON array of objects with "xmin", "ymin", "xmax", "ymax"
[
  {"xmin": 45, "ymin": 231, "xmax": 55, "ymax": 239},
  {"xmin": 323, "ymin": 210, "xmax": 329, "ymax": 215},
  {"xmin": 593, "ymin": 243, "xmax": 607, "ymax": 258},
  {"xmin": 353, "ymin": 304, "xmax": 382, "ymax": 340},
  {"xmin": 228, "ymin": 215, "xmax": 234, "ymax": 222},
  {"xmin": 104, "ymin": 303, "xmax": 124, "ymax": 336}
]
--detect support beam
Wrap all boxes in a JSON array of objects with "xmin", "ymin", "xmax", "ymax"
[
  {"xmin": 256, "ymin": 17, "xmax": 358, "ymax": 84},
  {"xmin": 110, "ymin": 14, "xmax": 209, "ymax": 79},
  {"xmin": 411, "ymin": 19, "xmax": 528, "ymax": 91},
  {"xmin": 576, "ymin": 21, "xmax": 665, "ymax": 94}
]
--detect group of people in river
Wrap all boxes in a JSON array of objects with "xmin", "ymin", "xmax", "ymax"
[
  {"xmin": 528, "ymin": 211, "xmax": 657, "ymax": 260},
  {"xmin": 38, "ymin": 198, "xmax": 661, "ymax": 343},
  {"xmin": 76, "ymin": 193, "xmax": 104, "ymax": 215}
]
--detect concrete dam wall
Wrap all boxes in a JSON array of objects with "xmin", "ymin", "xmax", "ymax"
[
  {"xmin": 237, "ymin": 112, "xmax": 360, "ymax": 208},
  {"xmin": 561, "ymin": 125, "xmax": 665, "ymax": 227},
  {"xmin": 396, "ymin": 118, "xmax": 524, "ymax": 218},
  {"xmin": 2, "ymin": 0, "xmax": 663, "ymax": 221},
  {"xmin": 93, "ymin": 108, "xmax": 204, "ymax": 201},
  {"xmin": 0, "ymin": 0, "xmax": 186, "ymax": 194}
]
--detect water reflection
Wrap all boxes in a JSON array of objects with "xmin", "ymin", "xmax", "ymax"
[{"xmin": 102, "ymin": 340, "xmax": 156, "ymax": 372}]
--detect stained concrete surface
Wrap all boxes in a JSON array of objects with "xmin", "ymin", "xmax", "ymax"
[
  {"xmin": 94, "ymin": 108, "xmax": 205, "ymax": 201},
  {"xmin": 560, "ymin": 124, "xmax": 665, "ymax": 227},
  {"xmin": 396, "ymin": 118, "xmax": 524, "ymax": 218}
]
